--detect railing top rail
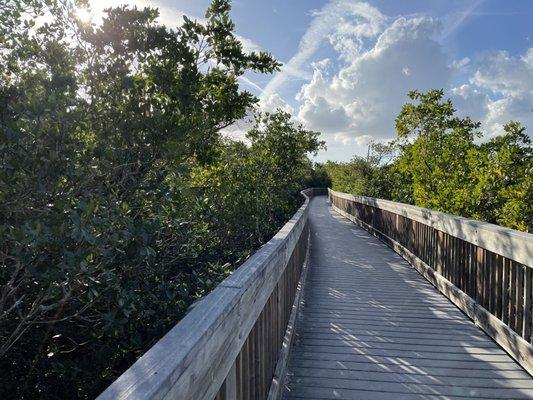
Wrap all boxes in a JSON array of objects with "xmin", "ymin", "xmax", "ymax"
[
  {"xmin": 98, "ymin": 189, "xmax": 315, "ymax": 400},
  {"xmin": 329, "ymin": 188, "xmax": 532, "ymax": 266}
]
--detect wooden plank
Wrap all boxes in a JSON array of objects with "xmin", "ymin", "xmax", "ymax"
[
  {"xmin": 297, "ymin": 339, "xmax": 505, "ymax": 355},
  {"xmin": 456, "ymin": 238, "xmax": 462, "ymax": 291},
  {"xmin": 259, "ymin": 305, "xmax": 265, "ymax": 398},
  {"xmin": 290, "ymin": 359, "xmax": 528, "ymax": 379},
  {"xmin": 300, "ymin": 315, "xmax": 475, "ymax": 328},
  {"xmin": 290, "ymin": 368, "xmax": 533, "ymax": 389},
  {"xmin": 295, "ymin": 345, "xmax": 511, "ymax": 362},
  {"xmin": 300, "ymin": 310, "xmax": 473, "ymax": 324},
  {"xmin": 298, "ymin": 332, "xmax": 499, "ymax": 347},
  {"xmin": 286, "ymin": 386, "xmax": 525, "ymax": 400},
  {"xmin": 291, "ymin": 352, "xmax": 521, "ymax": 370},
  {"xmin": 288, "ymin": 377, "xmax": 533, "ymax": 399},
  {"xmin": 267, "ymin": 292, "xmax": 273, "ymax": 396}
]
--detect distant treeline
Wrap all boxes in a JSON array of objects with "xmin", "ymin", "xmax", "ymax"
[
  {"xmin": 0, "ymin": 0, "xmax": 323, "ymax": 398},
  {"xmin": 322, "ymin": 90, "xmax": 532, "ymax": 232}
]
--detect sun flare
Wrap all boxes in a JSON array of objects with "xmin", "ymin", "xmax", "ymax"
[{"xmin": 75, "ymin": 6, "xmax": 93, "ymax": 24}]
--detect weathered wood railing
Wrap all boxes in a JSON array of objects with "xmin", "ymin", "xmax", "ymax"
[
  {"xmin": 329, "ymin": 188, "xmax": 533, "ymax": 375},
  {"xmin": 97, "ymin": 188, "xmax": 325, "ymax": 400}
]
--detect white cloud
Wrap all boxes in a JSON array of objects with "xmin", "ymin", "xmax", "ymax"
[
  {"xmin": 261, "ymin": 0, "xmax": 386, "ymax": 100},
  {"xmin": 293, "ymin": 1, "xmax": 531, "ymax": 162},
  {"xmin": 259, "ymin": 93, "xmax": 294, "ymax": 114},
  {"xmin": 452, "ymin": 47, "xmax": 533, "ymax": 137},
  {"xmin": 354, "ymin": 134, "xmax": 373, "ymax": 146},
  {"xmin": 471, "ymin": 49, "xmax": 533, "ymax": 98},
  {"xmin": 237, "ymin": 36, "xmax": 262, "ymax": 53},
  {"xmin": 484, "ymin": 95, "xmax": 533, "ymax": 137},
  {"xmin": 220, "ymin": 93, "xmax": 295, "ymax": 142},
  {"xmin": 297, "ymin": 16, "xmax": 450, "ymax": 141},
  {"xmin": 299, "ymin": 95, "xmax": 353, "ymax": 133},
  {"xmin": 311, "ymin": 58, "xmax": 333, "ymax": 73},
  {"xmin": 451, "ymin": 57, "xmax": 470, "ymax": 70},
  {"xmin": 450, "ymin": 84, "xmax": 490, "ymax": 123}
]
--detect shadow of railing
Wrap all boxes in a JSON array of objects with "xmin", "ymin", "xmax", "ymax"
[
  {"xmin": 327, "ymin": 189, "xmax": 533, "ymax": 376},
  {"xmin": 283, "ymin": 196, "xmax": 532, "ymax": 399}
]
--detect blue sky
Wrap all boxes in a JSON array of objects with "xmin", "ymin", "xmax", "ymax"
[{"xmin": 85, "ymin": 0, "xmax": 533, "ymax": 161}]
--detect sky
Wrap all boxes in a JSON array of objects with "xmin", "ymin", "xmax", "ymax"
[{"xmin": 83, "ymin": 0, "xmax": 533, "ymax": 162}]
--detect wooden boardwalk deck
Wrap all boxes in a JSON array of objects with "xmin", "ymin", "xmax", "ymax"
[{"xmin": 282, "ymin": 196, "xmax": 533, "ymax": 400}]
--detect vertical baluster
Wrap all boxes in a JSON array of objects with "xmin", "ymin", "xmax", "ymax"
[
  {"xmin": 249, "ymin": 327, "xmax": 256, "ymax": 400},
  {"xmin": 236, "ymin": 350, "xmax": 243, "ymax": 400},
  {"xmin": 476, "ymin": 247, "xmax": 484, "ymax": 305},
  {"xmin": 437, "ymin": 230, "xmax": 443, "ymax": 276},
  {"xmin": 468, "ymin": 243, "xmax": 475, "ymax": 298},
  {"xmin": 524, "ymin": 266, "xmax": 532, "ymax": 344},
  {"xmin": 516, "ymin": 264, "xmax": 525, "ymax": 336},
  {"xmin": 502, "ymin": 258, "xmax": 510, "ymax": 326},
  {"xmin": 457, "ymin": 239, "xmax": 463, "ymax": 291},
  {"xmin": 444, "ymin": 234, "xmax": 449, "ymax": 281},
  {"xmin": 451, "ymin": 236, "xmax": 456, "ymax": 286},
  {"xmin": 225, "ymin": 362, "xmax": 237, "ymax": 400},
  {"xmin": 495, "ymin": 254, "xmax": 503, "ymax": 319},
  {"xmin": 487, "ymin": 252, "xmax": 494, "ymax": 313},
  {"xmin": 242, "ymin": 337, "xmax": 249, "ymax": 400},
  {"xmin": 509, "ymin": 262, "xmax": 517, "ymax": 333},
  {"xmin": 257, "ymin": 307, "xmax": 263, "ymax": 399}
]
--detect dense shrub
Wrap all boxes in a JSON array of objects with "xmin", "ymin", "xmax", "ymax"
[{"xmin": 0, "ymin": 1, "xmax": 322, "ymax": 398}]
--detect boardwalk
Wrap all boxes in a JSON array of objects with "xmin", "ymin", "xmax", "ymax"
[{"xmin": 283, "ymin": 196, "xmax": 533, "ymax": 400}]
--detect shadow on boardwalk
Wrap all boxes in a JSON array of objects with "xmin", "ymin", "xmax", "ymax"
[{"xmin": 283, "ymin": 196, "xmax": 533, "ymax": 400}]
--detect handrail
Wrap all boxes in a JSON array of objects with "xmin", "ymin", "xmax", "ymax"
[
  {"xmin": 97, "ymin": 188, "xmax": 325, "ymax": 400},
  {"xmin": 330, "ymin": 190, "xmax": 532, "ymax": 266},
  {"xmin": 329, "ymin": 188, "xmax": 533, "ymax": 375}
]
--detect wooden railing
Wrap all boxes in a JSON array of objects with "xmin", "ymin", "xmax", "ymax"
[
  {"xmin": 97, "ymin": 188, "xmax": 325, "ymax": 400},
  {"xmin": 329, "ymin": 188, "xmax": 533, "ymax": 375}
]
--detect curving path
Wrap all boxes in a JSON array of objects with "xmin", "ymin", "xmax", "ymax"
[{"xmin": 282, "ymin": 196, "xmax": 533, "ymax": 400}]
